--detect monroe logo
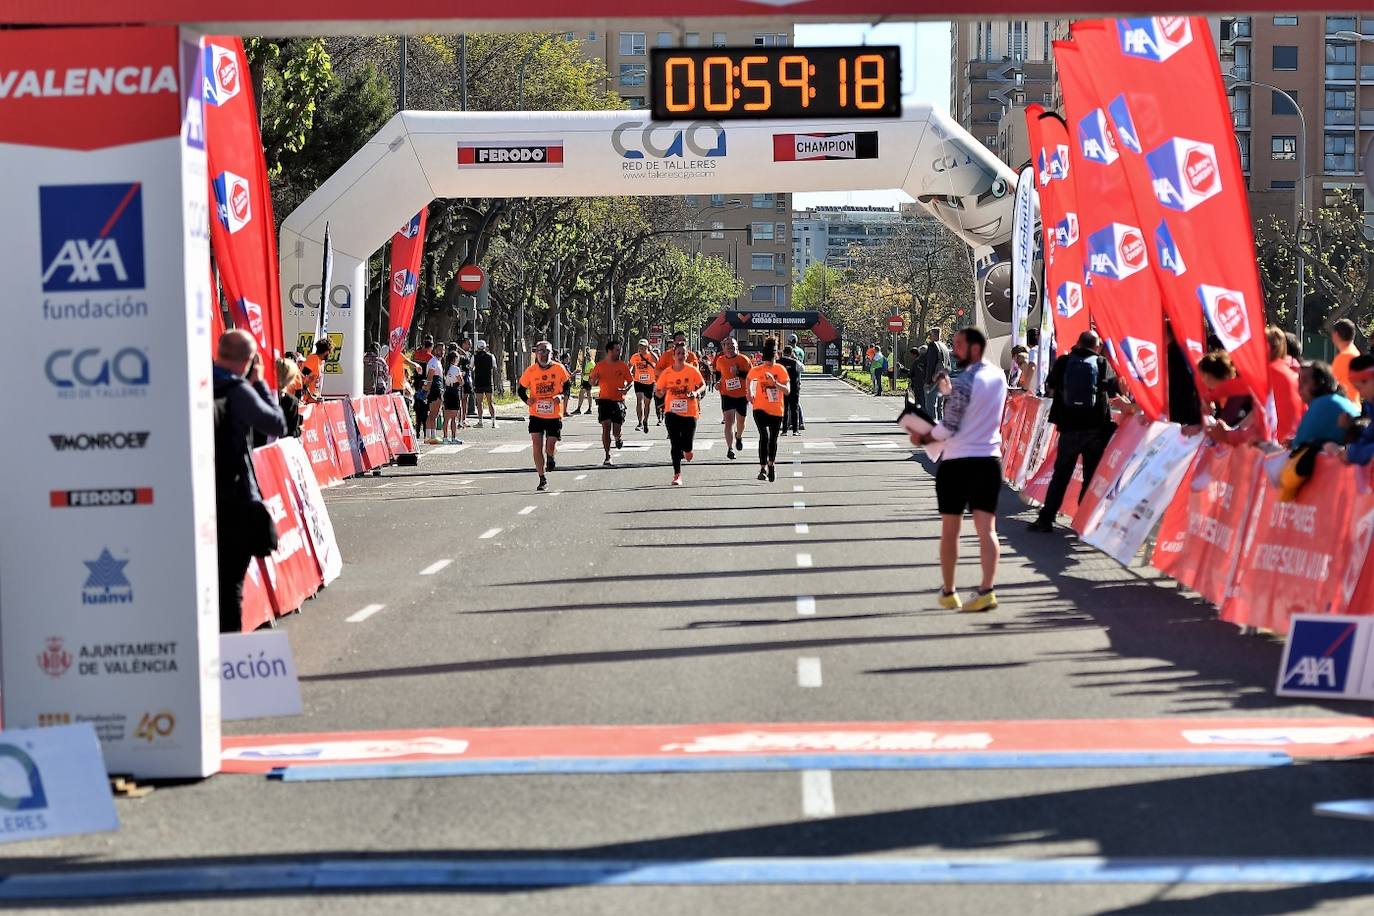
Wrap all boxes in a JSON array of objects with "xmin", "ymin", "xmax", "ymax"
[
  {"xmin": 40, "ymin": 182, "xmax": 145, "ymax": 293},
  {"xmin": 1147, "ymin": 138, "xmax": 1221, "ymax": 212},
  {"xmin": 0, "ymin": 66, "xmax": 177, "ymax": 100},
  {"xmin": 456, "ymin": 141, "xmax": 564, "ymax": 168},
  {"xmin": 49, "ymin": 488, "xmax": 154, "ymax": 508},
  {"xmin": 773, "ymin": 131, "xmax": 878, "ymax": 162},
  {"xmin": 1198, "ymin": 284, "xmax": 1252, "ymax": 349},
  {"xmin": 1117, "ymin": 17, "xmax": 1193, "ymax": 62},
  {"xmin": 203, "ymin": 43, "xmax": 241, "ymax": 107},
  {"xmin": 37, "ymin": 637, "xmax": 72, "ymax": 678},
  {"xmin": 213, "ymin": 171, "xmax": 252, "ymax": 233},
  {"xmin": 45, "ymin": 347, "xmax": 149, "ymax": 397},
  {"xmin": 1078, "ymin": 108, "xmax": 1119, "ymax": 165},
  {"xmin": 83, "ymin": 548, "xmax": 133, "ymax": 606},
  {"xmin": 49, "ymin": 431, "xmax": 150, "ymax": 451}
]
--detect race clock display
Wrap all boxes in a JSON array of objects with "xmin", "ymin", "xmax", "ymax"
[{"xmin": 650, "ymin": 46, "xmax": 901, "ymax": 121}]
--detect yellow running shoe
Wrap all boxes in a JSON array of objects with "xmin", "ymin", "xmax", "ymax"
[
  {"xmin": 961, "ymin": 590, "xmax": 998, "ymax": 613},
  {"xmin": 938, "ymin": 590, "xmax": 962, "ymax": 610}
]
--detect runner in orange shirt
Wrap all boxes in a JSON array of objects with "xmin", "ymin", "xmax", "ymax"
[
  {"xmin": 300, "ymin": 338, "xmax": 333, "ymax": 403},
  {"xmin": 654, "ymin": 340, "xmax": 708, "ymax": 486},
  {"xmin": 747, "ymin": 336, "xmax": 792, "ymax": 483},
  {"xmin": 627, "ymin": 339, "xmax": 658, "ymax": 434},
  {"xmin": 714, "ymin": 336, "xmax": 752, "ymax": 460},
  {"xmin": 517, "ymin": 340, "xmax": 572, "ymax": 492},
  {"xmin": 589, "ymin": 338, "xmax": 634, "ymax": 466},
  {"xmin": 655, "ymin": 331, "xmax": 699, "ymax": 437}
]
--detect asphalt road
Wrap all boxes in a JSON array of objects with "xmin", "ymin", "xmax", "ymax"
[{"xmin": 3, "ymin": 373, "xmax": 1372, "ymax": 915}]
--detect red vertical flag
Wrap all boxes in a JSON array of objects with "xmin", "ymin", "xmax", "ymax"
[
  {"xmin": 1073, "ymin": 17, "xmax": 1269, "ymax": 410},
  {"xmin": 1025, "ymin": 104, "xmax": 1091, "ymax": 357},
  {"xmin": 1055, "ymin": 40, "xmax": 1169, "ymax": 420},
  {"xmin": 386, "ymin": 208, "xmax": 428, "ymax": 381},
  {"xmin": 204, "ymin": 36, "xmax": 283, "ymax": 371}
]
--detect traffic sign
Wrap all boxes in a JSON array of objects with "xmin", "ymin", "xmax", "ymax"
[
  {"xmin": 457, "ymin": 264, "xmax": 485, "ymax": 293},
  {"xmin": 651, "ymin": 324, "xmax": 663, "ymax": 335},
  {"xmin": 886, "ymin": 315, "xmax": 905, "ymax": 333}
]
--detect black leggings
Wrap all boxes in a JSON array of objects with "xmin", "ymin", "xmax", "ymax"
[
  {"xmin": 665, "ymin": 412, "xmax": 697, "ymax": 473},
  {"xmin": 754, "ymin": 411, "xmax": 782, "ymax": 466}
]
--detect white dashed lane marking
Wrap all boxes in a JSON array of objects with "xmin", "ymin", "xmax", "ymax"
[
  {"xmin": 793, "ymin": 485, "xmax": 804, "ymax": 492},
  {"xmin": 802, "ymin": 770, "xmax": 836, "ymax": 818},
  {"xmin": 346, "ymin": 604, "xmax": 385, "ymax": 623},
  {"xmin": 518, "ymin": 506, "xmax": 536, "ymax": 516},
  {"xmin": 418, "ymin": 559, "xmax": 452, "ymax": 576},
  {"xmin": 796, "ymin": 553, "xmax": 813, "ymax": 568},
  {"xmin": 797, "ymin": 657, "xmax": 823, "ymax": 687},
  {"xmin": 479, "ymin": 528, "xmax": 503, "ymax": 540},
  {"xmin": 796, "ymin": 595, "xmax": 816, "ymax": 615}
]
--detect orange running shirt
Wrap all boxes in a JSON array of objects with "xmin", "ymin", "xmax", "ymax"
[
  {"xmin": 628, "ymin": 352, "xmax": 657, "ymax": 386},
  {"xmin": 655, "ymin": 349, "xmax": 699, "ymax": 374},
  {"xmin": 518, "ymin": 361, "xmax": 571, "ymax": 419},
  {"xmin": 302, "ymin": 353, "xmax": 324, "ymax": 400},
  {"xmin": 655, "ymin": 364, "xmax": 706, "ymax": 418},
  {"xmin": 747, "ymin": 364, "xmax": 789, "ymax": 417},
  {"xmin": 590, "ymin": 359, "xmax": 633, "ymax": 402},
  {"xmin": 714, "ymin": 353, "xmax": 753, "ymax": 396}
]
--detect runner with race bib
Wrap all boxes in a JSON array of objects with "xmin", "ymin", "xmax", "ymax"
[
  {"xmin": 654, "ymin": 340, "xmax": 708, "ymax": 487},
  {"xmin": 518, "ymin": 341, "xmax": 572, "ymax": 492},
  {"xmin": 628, "ymin": 339, "xmax": 657, "ymax": 434},
  {"xmin": 714, "ymin": 336, "xmax": 752, "ymax": 460},
  {"xmin": 747, "ymin": 336, "xmax": 791, "ymax": 483}
]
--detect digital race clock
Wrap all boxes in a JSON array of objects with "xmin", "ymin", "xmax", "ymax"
[{"xmin": 649, "ymin": 46, "xmax": 901, "ymax": 121}]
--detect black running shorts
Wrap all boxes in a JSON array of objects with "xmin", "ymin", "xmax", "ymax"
[
  {"xmin": 935, "ymin": 456, "xmax": 1002, "ymax": 516},
  {"xmin": 527, "ymin": 416, "xmax": 563, "ymax": 438},
  {"xmin": 597, "ymin": 399, "xmax": 627, "ymax": 425},
  {"xmin": 634, "ymin": 382, "xmax": 655, "ymax": 398},
  {"xmin": 720, "ymin": 394, "xmax": 748, "ymax": 415}
]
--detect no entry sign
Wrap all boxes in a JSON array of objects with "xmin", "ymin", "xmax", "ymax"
[
  {"xmin": 887, "ymin": 315, "xmax": 906, "ymax": 333},
  {"xmin": 457, "ymin": 264, "xmax": 485, "ymax": 292}
]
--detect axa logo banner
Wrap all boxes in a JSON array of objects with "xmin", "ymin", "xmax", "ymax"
[
  {"xmin": 1087, "ymin": 222, "xmax": 1149, "ymax": 281},
  {"xmin": 39, "ymin": 183, "xmax": 145, "ymax": 293},
  {"xmin": 213, "ymin": 170, "xmax": 252, "ymax": 233},
  {"xmin": 1055, "ymin": 281, "xmax": 1085, "ymax": 319},
  {"xmin": 1120, "ymin": 336, "xmax": 1161, "ymax": 388},
  {"xmin": 1198, "ymin": 284, "xmax": 1253, "ymax": 349},
  {"xmin": 399, "ymin": 213, "xmax": 422, "ymax": 239},
  {"xmin": 1280, "ymin": 619, "xmax": 1359, "ymax": 695},
  {"xmin": 1107, "ymin": 95, "xmax": 1142, "ymax": 154},
  {"xmin": 1055, "ymin": 212, "xmax": 1080, "ymax": 249},
  {"xmin": 391, "ymin": 269, "xmax": 417, "ymax": 298},
  {"xmin": 1147, "ymin": 138, "xmax": 1221, "ymax": 212},
  {"xmin": 387, "ymin": 207, "xmax": 429, "ymax": 380},
  {"xmin": 1155, "ymin": 221, "xmax": 1187, "ymax": 276},
  {"xmin": 457, "ymin": 141, "xmax": 564, "ymax": 168},
  {"xmin": 1117, "ymin": 17, "xmax": 1193, "ymax": 62},
  {"xmin": 202, "ymin": 43, "xmax": 241, "ymax": 107},
  {"xmin": 1077, "ymin": 108, "xmax": 1119, "ymax": 165},
  {"xmin": 237, "ymin": 298, "xmax": 264, "ymax": 338}
]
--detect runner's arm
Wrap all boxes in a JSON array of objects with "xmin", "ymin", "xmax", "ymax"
[{"xmin": 517, "ymin": 384, "xmax": 530, "ymax": 404}]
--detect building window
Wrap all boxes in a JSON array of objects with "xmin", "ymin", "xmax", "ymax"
[
  {"xmin": 620, "ymin": 96, "xmax": 646, "ymax": 109},
  {"xmin": 775, "ymin": 196, "xmax": 787, "ymax": 212},
  {"xmin": 975, "ymin": 22, "xmax": 983, "ymax": 60},
  {"xmin": 710, "ymin": 193, "xmax": 725, "ymax": 206},
  {"xmin": 1234, "ymin": 45, "xmax": 1251, "ymax": 79},
  {"xmin": 684, "ymin": 32, "xmax": 700, "ymax": 47},
  {"xmin": 1326, "ymin": 88, "xmax": 1356, "ymax": 125},
  {"xmin": 750, "ymin": 285, "xmax": 774, "ymax": 302},
  {"xmin": 777, "ymin": 34, "xmax": 789, "ymax": 46},
  {"xmin": 710, "ymin": 221, "xmax": 725, "ymax": 240},
  {"xmin": 1273, "ymin": 45, "xmax": 1298, "ymax": 70},
  {"xmin": 751, "ymin": 221, "xmax": 774, "ymax": 241},
  {"xmin": 752, "ymin": 193, "xmax": 774, "ymax": 208},
  {"xmin": 1272, "ymin": 90, "xmax": 1298, "ymax": 115},
  {"xmin": 751, "ymin": 253, "xmax": 775, "ymax": 271},
  {"xmin": 656, "ymin": 31, "xmax": 673, "ymax": 47},
  {"xmin": 1272, "ymin": 180, "xmax": 1296, "ymax": 189},
  {"xmin": 1271, "ymin": 135, "xmax": 1297, "ymax": 160},
  {"xmin": 776, "ymin": 285, "xmax": 786, "ymax": 305},
  {"xmin": 712, "ymin": 32, "xmax": 727, "ymax": 47},
  {"xmin": 1326, "ymin": 134, "xmax": 1357, "ymax": 171},
  {"xmin": 563, "ymin": 32, "xmax": 575, "ymax": 41},
  {"xmin": 1274, "ymin": 16, "xmax": 1298, "ymax": 26},
  {"xmin": 1238, "ymin": 135, "xmax": 1250, "ymax": 171},
  {"xmin": 1011, "ymin": 21, "xmax": 1026, "ymax": 60},
  {"xmin": 1043, "ymin": 22, "xmax": 1051, "ymax": 60},
  {"xmin": 589, "ymin": 31, "xmax": 597, "ymax": 41},
  {"xmin": 619, "ymin": 64, "xmax": 647, "ymax": 87},
  {"xmin": 685, "ymin": 195, "xmax": 699, "ymax": 206},
  {"xmin": 1327, "ymin": 16, "xmax": 1357, "ymax": 34},
  {"xmin": 619, "ymin": 32, "xmax": 646, "ymax": 56},
  {"xmin": 776, "ymin": 222, "xmax": 786, "ymax": 240}
]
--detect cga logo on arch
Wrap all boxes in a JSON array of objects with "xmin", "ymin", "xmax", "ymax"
[{"xmin": 45, "ymin": 347, "xmax": 149, "ymax": 400}]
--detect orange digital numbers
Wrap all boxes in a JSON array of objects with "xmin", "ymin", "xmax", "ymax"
[
  {"xmin": 778, "ymin": 54, "xmax": 811, "ymax": 108},
  {"xmin": 702, "ymin": 55, "xmax": 733, "ymax": 112},
  {"xmin": 854, "ymin": 53, "xmax": 885, "ymax": 110},
  {"xmin": 739, "ymin": 54, "xmax": 770, "ymax": 111},
  {"xmin": 663, "ymin": 57, "xmax": 696, "ymax": 113}
]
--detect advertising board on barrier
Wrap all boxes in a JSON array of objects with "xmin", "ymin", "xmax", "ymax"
[
  {"xmin": 275, "ymin": 437, "xmax": 342, "ymax": 586},
  {"xmin": 1277, "ymin": 616, "xmax": 1374, "ymax": 702},
  {"xmin": 0, "ymin": 27, "xmax": 220, "ymax": 778},
  {"xmin": 0, "ymin": 724, "xmax": 120, "ymax": 844},
  {"xmin": 1072, "ymin": 417, "xmax": 1164, "ymax": 537},
  {"xmin": 252, "ymin": 445, "xmax": 324, "ymax": 616},
  {"xmin": 1083, "ymin": 424, "xmax": 1200, "ymax": 564},
  {"xmin": 220, "ymin": 631, "xmax": 303, "ymax": 720}
]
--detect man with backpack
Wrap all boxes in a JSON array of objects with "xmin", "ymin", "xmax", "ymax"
[
  {"xmin": 917, "ymin": 328, "xmax": 952, "ymax": 419},
  {"xmin": 1028, "ymin": 330, "xmax": 1121, "ymax": 533}
]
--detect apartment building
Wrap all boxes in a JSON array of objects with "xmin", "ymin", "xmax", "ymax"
[
  {"xmin": 793, "ymin": 206, "xmax": 909, "ymax": 275},
  {"xmin": 569, "ymin": 22, "xmax": 794, "ymax": 309},
  {"xmin": 950, "ymin": 20, "xmax": 1068, "ymax": 157}
]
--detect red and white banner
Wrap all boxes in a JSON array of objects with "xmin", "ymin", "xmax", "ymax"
[
  {"xmin": 251, "ymin": 443, "xmax": 324, "ymax": 618},
  {"xmin": 326, "ymin": 400, "xmax": 365, "ymax": 477},
  {"xmin": 1073, "ymin": 18, "xmax": 1269, "ymax": 411},
  {"xmin": 351, "ymin": 397, "xmax": 390, "ymax": 469},
  {"xmin": 1025, "ymin": 105, "xmax": 1091, "ymax": 357},
  {"xmin": 299, "ymin": 404, "xmax": 345, "ymax": 488},
  {"xmin": 391, "ymin": 393, "xmax": 418, "ymax": 453},
  {"xmin": 1055, "ymin": 40, "xmax": 1168, "ymax": 420},
  {"xmin": 276, "ymin": 436, "xmax": 343, "ymax": 587},
  {"xmin": 1070, "ymin": 414, "xmax": 1156, "ymax": 535},
  {"xmin": 386, "ymin": 208, "xmax": 428, "ymax": 380},
  {"xmin": 204, "ymin": 36, "xmax": 284, "ymax": 371}
]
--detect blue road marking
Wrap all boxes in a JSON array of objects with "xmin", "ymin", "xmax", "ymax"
[
  {"xmin": 272, "ymin": 750, "xmax": 1292, "ymax": 782},
  {"xmin": 3, "ymin": 856, "xmax": 1374, "ymax": 900}
]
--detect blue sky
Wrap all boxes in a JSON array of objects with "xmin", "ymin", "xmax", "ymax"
[{"xmin": 792, "ymin": 21, "xmax": 950, "ymax": 210}]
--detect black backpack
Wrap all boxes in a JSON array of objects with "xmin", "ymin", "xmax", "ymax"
[{"xmin": 1062, "ymin": 353, "xmax": 1100, "ymax": 410}]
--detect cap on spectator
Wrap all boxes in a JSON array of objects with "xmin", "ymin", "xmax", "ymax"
[
  {"xmin": 639, "ymin": 338, "xmax": 649, "ymax": 346},
  {"xmin": 477, "ymin": 339, "xmax": 488, "ymax": 349}
]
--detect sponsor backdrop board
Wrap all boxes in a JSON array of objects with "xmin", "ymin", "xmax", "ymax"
[
  {"xmin": 0, "ymin": 724, "xmax": 120, "ymax": 844},
  {"xmin": 220, "ymin": 631, "xmax": 303, "ymax": 721},
  {"xmin": 0, "ymin": 27, "xmax": 221, "ymax": 777}
]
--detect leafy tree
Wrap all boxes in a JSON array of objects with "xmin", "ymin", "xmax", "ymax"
[
  {"xmin": 245, "ymin": 39, "xmax": 335, "ymax": 176},
  {"xmin": 793, "ymin": 263, "xmax": 846, "ymax": 310},
  {"xmin": 846, "ymin": 220, "xmax": 972, "ymax": 342}
]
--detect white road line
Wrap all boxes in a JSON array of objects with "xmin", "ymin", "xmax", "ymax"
[
  {"xmin": 559, "ymin": 443, "xmax": 592, "ymax": 451},
  {"xmin": 794, "ymin": 523, "xmax": 810, "ymax": 534},
  {"xmin": 479, "ymin": 528, "xmax": 503, "ymax": 540},
  {"xmin": 793, "ymin": 501, "xmax": 805, "ymax": 510},
  {"xmin": 346, "ymin": 604, "xmax": 385, "ymax": 623},
  {"xmin": 418, "ymin": 559, "xmax": 452, "ymax": 576},
  {"xmin": 796, "ymin": 553, "xmax": 813, "ymax": 568},
  {"xmin": 793, "ymin": 485, "xmax": 804, "ymax": 492},
  {"xmin": 864, "ymin": 441, "xmax": 899, "ymax": 449},
  {"xmin": 796, "ymin": 595, "xmax": 816, "ymax": 615},
  {"xmin": 574, "ymin": 474, "xmax": 588, "ymax": 480},
  {"xmin": 696, "ymin": 441, "xmax": 715, "ymax": 450},
  {"xmin": 792, "ymin": 449, "xmax": 801, "ymax": 455},
  {"xmin": 427, "ymin": 444, "xmax": 469, "ymax": 455},
  {"xmin": 518, "ymin": 505, "xmax": 536, "ymax": 516},
  {"xmin": 801, "ymin": 770, "xmax": 835, "ymax": 818},
  {"xmin": 793, "ymin": 471, "xmax": 803, "ymax": 477},
  {"xmin": 803, "ymin": 441, "xmax": 835, "ymax": 449},
  {"xmin": 490, "ymin": 444, "xmax": 525, "ymax": 453},
  {"xmin": 797, "ymin": 657, "xmax": 823, "ymax": 687}
]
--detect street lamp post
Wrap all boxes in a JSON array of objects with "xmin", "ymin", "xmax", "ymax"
[{"xmin": 1225, "ymin": 73, "xmax": 1306, "ymax": 344}]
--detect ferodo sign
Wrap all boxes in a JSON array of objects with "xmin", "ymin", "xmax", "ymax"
[{"xmin": 456, "ymin": 140, "xmax": 563, "ymax": 168}]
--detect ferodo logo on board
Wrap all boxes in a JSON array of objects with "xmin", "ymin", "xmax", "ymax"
[
  {"xmin": 49, "ymin": 488, "xmax": 154, "ymax": 508},
  {"xmin": 456, "ymin": 141, "xmax": 564, "ymax": 168}
]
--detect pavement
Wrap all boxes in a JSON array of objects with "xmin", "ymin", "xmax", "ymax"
[{"xmin": 3, "ymin": 373, "xmax": 1372, "ymax": 915}]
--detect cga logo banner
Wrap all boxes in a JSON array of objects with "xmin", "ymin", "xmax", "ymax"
[
  {"xmin": 614, "ymin": 121, "xmax": 726, "ymax": 160},
  {"xmin": 45, "ymin": 347, "xmax": 149, "ymax": 398},
  {"xmin": 1087, "ymin": 222, "xmax": 1149, "ymax": 280},
  {"xmin": 1155, "ymin": 221, "xmax": 1187, "ymax": 276},
  {"xmin": 1197, "ymin": 284, "xmax": 1252, "ymax": 349},
  {"xmin": 1120, "ymin": 336, "xmax": 1161, "ymax": 388},
  {"xmin": 0, "ymin": 725, "xmax": 120, "ymax": 841},
  {"xmin": 202, "ymin": 43, "xmax": 241, "ymax": 107},
  {"xmin": 83, "ymin": 548, "xmax": 133, "ymax": 606},
  {"xmin": 1117, "ymin": 17, "xmax": 1193, "ymax": 63},
  {"xmin": 1055, "ymin": 281, "xmax": 1084, "ymax": 319},
  {"xmin": 213, "ymin": 170, "xmax": 252, "ymax": 233},
  {"xmin": 40, "ymin": 182, "xmax": 145, "ymax": 293},
  {"xmin": 1077, "ymin": 108, "xmax": 1119, "ymax": 166},
  {"xmin": 0, "ymin": 743, "xmax": 48, "ymax": 812},
  {"xmin": 1147, "ymin": 138, "xmax": 1221, "ymax": 212}
]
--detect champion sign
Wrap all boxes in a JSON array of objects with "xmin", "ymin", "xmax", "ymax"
[
  {"xmin": 1198, "ymin": 284, "xmax": 1253, "ymax": 349},
  {"xmin": 1087, "ymin": 222, "xmax": 1149, "ymax": 280},
  {"xmin": 1120, "ymin": 336, "xmax": 1161, "ymax": 388},
  {"xmin": 213, "ymin": 171, "xmax": 252, "ymax": 233},
  {"xmin": 39, "ymin": 183, "xmax": 145, "ymax": 293},
  {"xmin": 773, "ymin": 131, "xmax": 879, "ymax": 162},
  {"xmin": 1055, "ymin": 280, "xmax": 1085, "ymax": 319},
  {"xmin": 456, "ymin": 141, "xmax": 564, "ymax": 168},
  {"xmin": 1147, "ymin": 138, "xmax": 1221, "ymax": 212},
  {"xmin": 1078, "ymin": 108, "xmax": 1119, "ymax": 166},
  {"xmin": 202, "ymin": 43, "xmax": 240, "ymax": 107},
  {"xmin": 1117, "ymin": 17, "xmax": 1193, "ymax": 63}
]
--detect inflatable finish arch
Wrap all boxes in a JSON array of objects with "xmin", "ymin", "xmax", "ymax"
[{"xmin": 279, "ymin": 103, "xmax": 1025, "ymax": 395}]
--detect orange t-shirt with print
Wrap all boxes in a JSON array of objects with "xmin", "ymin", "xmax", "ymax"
[
  {"xmin": 747, "ymin": 364, "xmax": 789, "ymax": 417},
  {"xmin": 590, "ymin": 359, "xmax": 633, "ymax": 402},
  {"xmin": 628, "ymin": 352, "xmax": 657, "ymax": 386},
  {"xmin": 518, "ymin": 361, "xmax": 571, "ymax": 419},
  {"xmin": 714, "ymin": 353, "xmax": 752, "ymax": 396},
  {"xmin": 655, "ymin": 365, "xmax": 705, "ymax": 418}
]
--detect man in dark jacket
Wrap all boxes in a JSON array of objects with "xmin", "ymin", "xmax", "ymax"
[
  {"xmin": 214, "ymin": 329, "xmax": 288, "ymax": 632},
  {"xmin": 916, "ymin": 328, "xmax": 952, "ymax": 418},
  {"xmin": 1028, "ymin": 330, "xmax": 1121, "ymax": 533},
  {"xmin": 777, "ymin": 346, "xmax": 803, "ymax": 435}
]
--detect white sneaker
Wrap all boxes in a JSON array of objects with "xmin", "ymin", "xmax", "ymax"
[{"xmin": 476, "ymin": 420, "xmax": 484, "ymax": 428}]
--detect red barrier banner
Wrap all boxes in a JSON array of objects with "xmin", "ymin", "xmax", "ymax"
[
  {"xmin": 351, "ymin": 397, "xmax": 389, "ymax": 469},
  {"xmin": 1014, "ymin": 399, "xmax": 1053, "ymax": 488},
  {"xmin": 1001, "ymin": 397, "xmax": 1036, "ymax": 483},
  {"xmin": 1073, "ymin": 18, "xmax": 1269, "ymax": 410},
  {"xmin": 1055, "ymin": 40, "xmax": 1167, "ymax": 420},
  {"xmin": 391, "ymin": 393, "xmax": 418, "ymax": 453},
  {"xmin": 386, "ymin": 209, "xmax": 428, "ymax": 380},
  {"xmin": 240, "ymin": 557, "xmax": 275, "ymax": 633},
  {"xmin": 1152, "ymin": 443, "xmax": 1262, "ymax": 607},
  {"xmin": 299, "ymin": 404, "xmax": 344, "ymax": 488},
  {"xmin": 251, "ymin": 444, "xmax": 324, "ymax": 616},
  {"xmin": 276, "ymin": 437, "xmax": 343, "ymax": 587},
  {"xmin": 325, "ymin": 400, "xmax": 364, "ymax": 477},
  {"xmin": 1224, "ymin": 455, "xmax": 1360, "ymax": 631},
  {"xmin": 1020, "ymin": 432, "xmax": 1085, "ymax": 520},
  {"xmin": 204, "ymin": 36, "xmax": 284, "ymax": 370},
  {"xmin": 1071, "ymin": 414, "xmax": 1155, "ymax": 535},
  {"xmin": 1025, "ymin": 106, "xmax": 1090, "ymax": 357},
  {"xmin": 375, "ymin": 395, "xmax": 405, "ymax": 456}
]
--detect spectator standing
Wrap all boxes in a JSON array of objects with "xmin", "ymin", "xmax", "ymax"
[
  {"xmin": 917, "ymin": 328, "xmax": 952, "ymax": 419},
  {"xmin": 457, "ymin": 337, "xmax": 476, "ymax": 422},
  {"xmin": 442, "ymin": 351, "xmax": 465, "ymax": 443},
  {"xmin": 1293, "ymin": 360, "xmax": 1359, "ymax": 450},
  {"xmin": 276, "ymin": 358, "xmax": 303, "ymax": 439},
  {"xmin": 1331, "ymin": 318, "xmax": 1363, "ymax": 404},
  {"xmin": 1336, "ymin": 354, "xmax": 1374, "ymax": 465},
  {"xmin": 1028, "ymin": 331, "xmax": 1121, "ymax": 533},
  {"xmin": 870, "ymin": 347, "xmax": 887, "ymax": 396},
  {"xmin": 777, "ymin": 345, "xmax": 803, "ymax": 435},
  {"xmin": 213, "ymin": 330, "xmax": 287, "ymax": 633},
  {"xmin": 472, "ymin": 339, "xmax": 498, "ymax": 427},
  {"xmin": 1267, "ymin": 326, "xmax": 1304, "ymax": 444},
  {"xmin": 362, "ymin": 341, "xmax": 388, "ymax": 396}
]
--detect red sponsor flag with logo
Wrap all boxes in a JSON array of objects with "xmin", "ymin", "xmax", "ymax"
[
  {"xmin": 386, "ymin": 208, "xmax": 428, "ymax": 378},
  {"xmin": 1055, "ymin": 41, "xmax": 1168, "ymax": 420},
  {"xmin": 204, "ymin": 36, "xmax": 284, "ymax": 375},
  {"xmin": 1025, "ymin": 105, "xmax": 1091, "ymax": 357},
  {"xmin": 1073, "ymin": 17, "xmax": 1268, "ymax": 413}
]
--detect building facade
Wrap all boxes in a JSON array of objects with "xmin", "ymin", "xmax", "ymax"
[
  {"xmin": 570, "ymin": 21, "xmax": 794, "ymax": 308},
  {"xmin": 791, "ymin": 206, "xmax": 909, "ymax": 275},
  {"xmin": 950, "ymin": 20, "xmax": 1068, "ymax": 157}
]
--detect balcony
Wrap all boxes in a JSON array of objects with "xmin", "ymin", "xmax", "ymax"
[
  {"xmin": 1233, "ymin": 109, "xmax": 1251, "ymax": 128},
  {"xmin": 1326, "ymin": 108, "xmax": 1356, "ymax": 127},
  {"xmin": 1324, "ymin": 154, "xmax": 1358, "ymax": 173},
  {"xmin": 1231, "ymin": 65, "xmax": 1251, "ymax": 80},
  {"xmin": 1363, "ymin": 65, "xmax": 1374, "ymax": 82},
  {"xmin": 1232, "ymin": 18, "xmax": 1252, "ymax": 40},
  {"xmin": 1363, "ymin": 110, "xmax": 1374, "ymax": 128},
  {"xmin": 1326, "ymin": 63, "xmax": 1357, "ymax": 81}
]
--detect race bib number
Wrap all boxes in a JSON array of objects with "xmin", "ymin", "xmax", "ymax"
[
  {"xmin": 535, "ymin": 399, "xmax": 555, "ymax": 415},
  {"xmin": 766, "ymin": 388, "xmax": 781, "ymax": 403},
  {"xmin": 725, "ymin": 377, "xmax": 742, "ymax": 391},
  {"xmin": 638, "ymin": 371, "xmax": 651, "ymax": 383},
  {"xmin": 670, "ymin": 398, "xmax": 688, "ymax": 413}
]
